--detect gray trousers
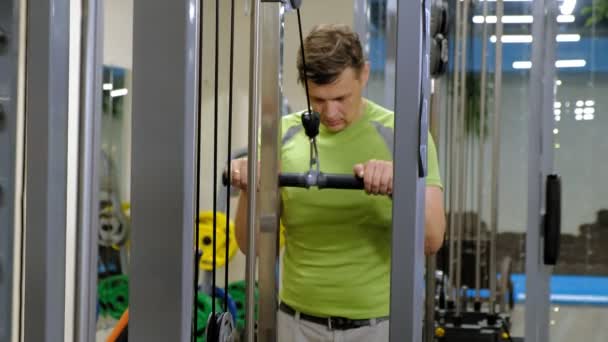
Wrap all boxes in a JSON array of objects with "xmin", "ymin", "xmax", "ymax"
[{"xmin": 277, "ymin": 309, "xmax": 390, "ymax": 342}]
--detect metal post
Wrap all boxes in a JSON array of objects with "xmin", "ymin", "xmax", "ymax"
[
  {"xmin": 389, "ymin": 0, "xmax": 429, "ymax": 340},
  {"xmin": 525, "ymin": 0, "xmax": 557, "ymax": 340},
  {"xmin": 0, "ymin": 0, "xmax": 25, "ymax": 340},
  {"xmin": 475, "ymin": 0, "xmax": 489, "ymax": 304},
  {"xmin": 130, "ymin": 0, "xmax": 198, "ymax": 339},
  {"xmin": 455, "ymin": 0, "xmax": 470, "ymax": 317},
  {"xmin": 489, "ymin": 0, "xmax": 503, "ymax": 316},
  {"xmin": 257, "ymin": 2, "xmax": 282, "ymax": 341},
  {"xmin": 74, "ymin": 0, "xmax": 103, "ymax": 341},
  {"xmin": 22, "ymin": 0, "xmax": 70, "ymax": 340},
  {"xmin": 447, "ymin": 0, "xmax": 462, "ymax": 300},
  {"xmin": 245, "ymin": 0, "xmax": 262, "ymax": 340}
]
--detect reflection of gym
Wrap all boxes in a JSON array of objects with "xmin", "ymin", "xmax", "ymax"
[{"xmin": 2, "ymin": 0, "xmax": 608, "ymax": 341}]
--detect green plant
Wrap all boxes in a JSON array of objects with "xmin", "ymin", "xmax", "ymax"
[{"xmin": 582, "ymin": 0, "xmax": 608, "ymax": 26}]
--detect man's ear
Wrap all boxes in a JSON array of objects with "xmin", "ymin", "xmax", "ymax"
[{"xmin": 360, "ymin": 62, "xmax": 371, "ymax": 87}]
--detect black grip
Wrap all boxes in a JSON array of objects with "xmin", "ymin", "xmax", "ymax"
[
  {"xmin": 544, "ymin": 174, "xmax": 561, "ymax": 265},
  {"xmin": 317, "ymin": 173, "xmax": 364, "ymax": 190},
  {"xmin": 279, "ymin": 173, "xmax": 309, "ymax": 188}
]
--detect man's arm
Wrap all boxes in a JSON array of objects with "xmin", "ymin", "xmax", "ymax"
[{"xmin": 425, "ymin": 185, "xmax": 446, "ymax": 255}]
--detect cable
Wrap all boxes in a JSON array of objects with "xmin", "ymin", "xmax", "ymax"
[
  {"xmin": 212, "ymin": 0, "xmax": 220, "ymax": 320},
  {"xmin": 192, "ymin": 0, "xmax": 205, "ymax": 338},
  {"xmin": 296, "ymin": 8, "xmax": 312, "ymax": 116},
  {"xmin": 225, "ymin": 0, "xmax": 235, "ymax": 311}
]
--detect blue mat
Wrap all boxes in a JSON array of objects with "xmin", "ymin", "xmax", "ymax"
[{"xmin": 464, "ymin": 274, "xmax": 608, "ymax": 305}]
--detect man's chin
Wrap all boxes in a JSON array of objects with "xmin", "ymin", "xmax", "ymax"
[{"xmin": 324, "ymin": 122, "xmax": 346, "ymax": 132}]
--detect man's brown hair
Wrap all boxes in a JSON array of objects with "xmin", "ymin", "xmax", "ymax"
[{"xmin": 297, "ymin": 24, "xmax": 366, "ymax": 85}]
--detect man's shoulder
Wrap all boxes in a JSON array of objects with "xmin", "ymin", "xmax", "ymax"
[{"xmin": 365, "ymin": 99, "xmax": 394, "ymax": 128}]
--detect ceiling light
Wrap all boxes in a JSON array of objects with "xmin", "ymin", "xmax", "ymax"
[
  {"xmin": 556, "ymin": 34, "xmax": 581, "ymax": 42},
  {"xmin": 583, "ymin": 113, "xmax": 594, "ymax": 120},
  {"xmin": 103, "ymin": 83, "xmax": 113, "ymax": 90},
  {"xmin": 560, "ymin": 0, "xmax": 577, "ymax": 15},
  {"xmin": 513, "ymin": 61, "xmax": 532, "ymax": 69},
  {"xmin": 585, "ymin": 100, "xmax": 595, "ymax": 106},
  {"xmin": 576, "ymin": 100, "xmax": 584, "ymax": 107},
  {"xmin": 557, "ymin": 15, "xmax": 575, "ymax": 23},
  {"xmin": 584, "ymin": 107, "xmax": 595, "ymax": 114},
  {"xmin": 110, "ymin": 88, "xmax": 129, "ymax": 97},
  {"xmin": 553, "ymin": 128, "xmax": 559, "ymax": 134},
  {"xmin": 575, "ymin": 108, "xmax": 584, "ymax": 115},
  {"xmin": 554, "ymin": 109, "xmax": 561, "ymax": 115},
  {"xmin": 575, "ymin": 114, "xmax": 583, "ymax": 120},
  {"xmin": 491, "ymin": 35, "xmax": 533, "ymax": 43},
  {"xmin": 556, "ymin": 59, "xmax": 586, "ymax": 68},
  {"xmin": 555, "ymin": 116, "xmax": 561, "ymax": 122},
  {"xmin": 556, "ymin": 80, "xmax": 562, "ymax": 86},
  {"xmin": 554, "ymin": 102, "xmax": 562, "ymax": 109}
]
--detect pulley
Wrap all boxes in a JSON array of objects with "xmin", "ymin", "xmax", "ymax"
[
  {"xmin": 197, "ymin": 211, "xmax": 238, "ymax": 271},
  {"xmin": 205, "ymin": 312, "xmax": 236, "ymax": 342}
]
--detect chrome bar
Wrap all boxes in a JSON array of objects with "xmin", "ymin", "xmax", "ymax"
[
  {"xmin": 455, "ymin": 0, "xmax": 470, "ymax": 317},
  {"xmin": 74, "ymin": 0, "xmax": 102, "ymax": 340},
  {"xmin": 447, "ymin": 0, "xmax": 462, "ymax": 300},
  {"xmin": 475, "ymin": 0, "xmax": 489, "ymax": 303},
  {"xmin": 245, "ymin": 0, "xmax": 262, "ymax": 340},
  {"xmin": 489, "ymin": 0, "xmax": 504, "ymax": 315},
  {"xmin": 257, "ymin": 2, "xmax": 282, "ymax": 341}
]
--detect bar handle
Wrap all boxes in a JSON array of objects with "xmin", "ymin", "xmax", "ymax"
[{"xmin": 543, "ymin": 174, "xmax": 561, "ymax": 265}]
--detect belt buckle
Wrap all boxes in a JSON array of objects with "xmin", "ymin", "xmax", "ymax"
[{"xmin": 328, "ymin": 317, "xmax": 348, "ymax": 330}]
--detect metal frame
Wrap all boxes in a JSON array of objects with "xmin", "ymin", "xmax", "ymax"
[
  {"xmin": 0, "ymin": 0, "xmax": 24, "ymax": 340},
  {"xmin": 74, "ymin": 0, "xmax": 103, "ymax": 341},
  {"xmin": 22, "ymin": 0, "xmax": 71, "ymax": 340},
  {"xmin": 389, "ymin": 0, "xmax": 429, "ymax": 340},
  {"xmin": 257, "ymin": 2, "xmax": 282, "ymax": 341},
  {"xmin": 525, "ymin": 0, "xmax": 557, "ymax": 340},
  {"xmin": 130, "ymin": 0, "xmax": 198, "ymax": 340}
]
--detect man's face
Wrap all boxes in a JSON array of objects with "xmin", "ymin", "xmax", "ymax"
[{"xmin": 307, "ymin": 65, "xmax": 370, "ymax": 132}]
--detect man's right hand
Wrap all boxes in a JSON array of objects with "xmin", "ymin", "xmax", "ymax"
[{"xmin": 228, "ymin": 158, "xmax": 260, "ymax": 191}]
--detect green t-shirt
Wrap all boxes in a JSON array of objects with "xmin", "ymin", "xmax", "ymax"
[{"xmin": 279, "ymin": 99, "xmax": 442, "ymax": 319}]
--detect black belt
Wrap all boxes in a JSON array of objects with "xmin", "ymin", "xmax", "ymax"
[{"xmin": 279, "ymin": 302, "xmax": 389, "ymax": 331}]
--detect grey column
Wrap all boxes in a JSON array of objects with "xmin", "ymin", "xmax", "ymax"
[
  {"xmin": 130, "ymin": 0, "xmax": 198, "ymax": 340},
  {"xmin": 74, "ymin": 0, "xmax": 103, "ymax": 341},
  {"xmin": 389, "ymin": 0, "xmax": 429, "ymax": 340},
  {"xmin": 257, "ymin": 2, "xmax": 282, "ymax": 342},
  {"xmin": 525, "ymin": 0, "xmax": 557, "ymax": 341},
  {"xmin": 22, "ymin": 0, "xmax": 70, "ymax": 341},
  {"xmin": 0, "ymin": 0, "xmax": 23, "ymax": 340}
]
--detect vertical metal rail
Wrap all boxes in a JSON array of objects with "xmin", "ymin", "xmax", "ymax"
[
  {"xmin": 455, "ymin": 0, "xmax": 470, "ymax": 318},
  {"xmin": 525, "ymin": 0, "xmax": 557, "ymax": 340},
  {"xmin": 389, "ymin": 0, "xmax": 429, "ymax": 340},
  {"xmin": 475, "ymin": 0, "xmax": 489, "ymax": 305},
  {"xmin": 447, "ymin": 0, "xmax": 462, "ymax": 302},
  {"xmin": 489, "ymin": 0, "xmax": 504, "ymax": 316},
  {"xmin": 257, "ymin": 1, "xmax": 282, "ymax": 341},
  {"xmin": 22, "ymin": 0, "xmax": 70, "ymax": 339},
  {"xmin": 0, "ymin": 0, "xmax": 25, "ymax": 340},
  {"xmin": 130, "ymin": 0, "xmax": 198, "ymax": 339},
  {"xmin": 74, "ymin": 0, "xmax": 102, "ymax": 341},
  {"xmin": 245, "ymin": 0, "xmax": 262, "ymax": 340}
]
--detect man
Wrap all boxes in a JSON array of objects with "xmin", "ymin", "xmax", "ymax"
[{"xmin": 230, "ymin": 24, "xmax": 445, "ymax": 342}]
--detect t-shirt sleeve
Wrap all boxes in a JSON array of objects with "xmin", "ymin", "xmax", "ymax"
[{"xmin": 426, "ymin": 133, "xmax": 443, "ymax": 189}]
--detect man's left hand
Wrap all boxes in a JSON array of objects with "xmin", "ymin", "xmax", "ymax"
[{"xmin": 353, "ymin": 160, "xmax": 393, "ymax": 196}]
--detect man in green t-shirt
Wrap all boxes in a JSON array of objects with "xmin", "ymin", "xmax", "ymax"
[{"xmin": 229, "ymin": 24, "xmax": 445, "ymax": 342}]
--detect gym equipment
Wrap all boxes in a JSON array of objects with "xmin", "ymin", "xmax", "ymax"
[
  {"xmin": 98, "ymin": 275, "xmax": 129, "ymax": 320},
  {"xmin": 197, "ymin": 211, "xmax": 238, "ymax": 271},
  {"xmin": 227, "ymin": 280, "xmax": 259, "ymax": 331},
  {"xmin": 205, "ymin": 312, "xmax": 237, "ymax": 342}
]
